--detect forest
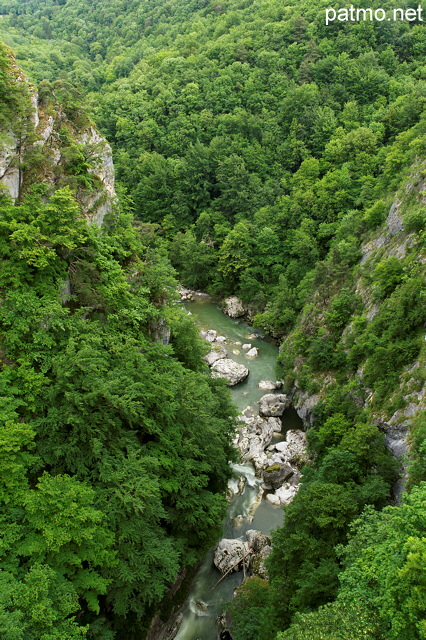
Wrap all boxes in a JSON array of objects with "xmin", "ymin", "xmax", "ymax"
[{"xmin": 0, "ymin": 0, "xmax": 425, "ymax": 638}]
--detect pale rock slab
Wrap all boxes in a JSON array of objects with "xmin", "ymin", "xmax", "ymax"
[
  {"xmin": 210, "ymin": 358, "xmax": 249, "ymax": 386},
  {"xmin": 258, "ymin": 380, "xmax": 283, "ymax": 390},
  {"xmin": 259, "ymin": 393, "xmax": 291, "ymax": 417},
  {"xmin": 214, "ymin": 538, "xmax": 250, "ymax": 574}
]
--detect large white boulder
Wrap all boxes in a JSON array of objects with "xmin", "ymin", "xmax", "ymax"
[
  {"xmin": 214, "ymin": 538, "xmax": 250, "ymax": 574},
  {"xmin": 276, "ymin": 483, "xmax": 299, "ymax": 505},
  {"xmin": 258, "ymin": 380, "xmax": 283, "ymax": 391},
  {"xmin": 265, "ymin": 493, "xmax": 280, "ymax": 506},
  {"xmin": 259, "ymin": 393, "xmax": 291, "ymax": 417},
  {"xmin": 204, "ymin": 343, "xmax": 228, "ymax": 366},
  {"xmin": 223, "ymin": 296, "xmax": 246, "ymax": 318},
  {"xmin": 211, "ymin": 358, "xmax": 249, "ymax": 386},
  {"xmin": 266, "ymin": 483, "xmax": 299, "ymax": 506},
  {"xmin": 234, "ymin": 415, "xmax": 282, "ymax": 474},
  {"xmin": 270, "ymin": 430, "xmax": 308, "ymax": 468}
]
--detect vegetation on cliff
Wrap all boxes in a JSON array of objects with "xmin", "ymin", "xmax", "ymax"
[
  {"xmin": 0, "ymin": 44, "xmax": 236, "ymax": 639},
  {"xmin": 0, "ymin": 0, "xmax": 425, "ymax": 638}
]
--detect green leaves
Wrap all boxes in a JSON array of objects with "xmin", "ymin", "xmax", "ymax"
[
  {"xmin": 0, "ymin": 418, "xmax": 35, "ymax": 504},
  {"xmin": 372, "ymin": 257, "xmax": 405, "ymax": 298},
  {"xmin": 11, "ymin": 564, "xmax": 88, "ymax": 640},
  {"xmin": 227, "ymin": 578, "xmax": 275, "ymax": 640},
  {"xmin": 334, "ymin": 484, "xmax": 426, "ymax": 640},
  {"xmin": 0, "ymin": 146, "xmax": 237, "ymax": 637},
  {"xmin": 0, "ymin": 186, "xmax": 88, "ymax": 285},
  {"xmin": 277, "ymin": 601, "xmax": 380, "ymax": 640}
]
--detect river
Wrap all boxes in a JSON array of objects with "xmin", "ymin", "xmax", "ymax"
[{"xmin": 173, "ymin": 299, "xmax": 302, "ymax": 640}]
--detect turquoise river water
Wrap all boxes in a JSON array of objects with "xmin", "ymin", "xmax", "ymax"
[{"xmin": 173, "ymin": 299, "xmax": 302, "ymax": 640}]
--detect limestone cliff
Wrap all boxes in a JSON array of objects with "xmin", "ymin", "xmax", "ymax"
[
  {"xmin": 283, "ymin": 162, "xmax": 425, "ymax": 491},
  {"xmin": 0, "ymin": 45, "xmax": 116, "ymax": 226}
]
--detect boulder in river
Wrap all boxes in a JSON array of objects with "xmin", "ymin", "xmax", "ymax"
[
  {"xmin": 263, "ymin": 462, "xmax": 294, "ymax": 489},
  {"xmin": 259, "ymin": 393, "xmax": 291, "ymax": 417},
  {"xmin": 266, "ymin": 483, "xmax": 299, "ymax": 506},
  {"xmin": 246, "ymin": 529, "xmax": 271, "ymax": 553},
  {"xmin": 258, "ymin": 380, "xmax": 283, "ymax": 390},
  {"xmin": 245, "ymin": 347, "xmax": 258, "ymax": 358},
  {"xmin": 214, "ymin": 538, "xmax": 250, "ymax": 574},
  {"xmin": 271, "ymin": 429, "xmax": 308, "ymax": 468},
  {"xmin": 223, "ymin": 296, "xmax": 246, "ymax": 318},
  {"xmin": 211, "ymin": 358, "xmax": 249, "ymax": 386},
  {"xmin": 246, "ymin": 529, "xmax": 272, "ymax": 579},
  {"xmin": 204, "ymin": 343, "xmax": 228, "ymax": 366},
  {"xmin": 234, "ymin": 415, "xmax": 282, "ymax": 473},
  {"xmin": 242, "ymin": 343, "xmax": 252, "ymax": 350},
  {"xmin": 177, "ymin": 286, "xmax": 194, "ymax": 301},
  {"xmin": 232, "ymin": 515, "xmax": 244, "ymax": 529}
]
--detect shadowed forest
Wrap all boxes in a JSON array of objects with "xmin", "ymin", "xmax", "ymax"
[{"xmin": 0, "ymin": 0, "xmax": 425, "ymax": 638}]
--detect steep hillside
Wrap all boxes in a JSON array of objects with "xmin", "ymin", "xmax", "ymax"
[
  {"xmin": 284, "ymin": 162, "xmax": 426, "ymax": 474},
  {"xmin": 0, "ymin": 1, "xmax": 425, "ymax": 638},
  {"xmin": 227, "ymin": 163, "xmax": 425, "ymax": 640},
  {"xmin": 0, "ymin": 44, "xmax": 115, "ymax": 224},
  {"xmin": 0, "ymin": 45, "xmax": 237, "ymax": 640}
]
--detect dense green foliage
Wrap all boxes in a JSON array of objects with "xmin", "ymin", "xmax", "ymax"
[
  {"xmin": 1, "ymin": 0, "xmax": 425, "ymax": 323},
  {"xmin": 0, "ymin": 162, "xmax": 236, "ymax": 636},
  {"xmin": 226, "ymin": 577, "xmax": 275, "ymax": 640},
  {"xmin": 2, "ymin": 0, "xmax": 426, "ymax": 317},
  {"xmin": 0, "ymin": 1, "xmax": 425, "ymax": 639},
  {"xmin": 277, "ymin": 483, "xmax": 426, "ymax": 640}
]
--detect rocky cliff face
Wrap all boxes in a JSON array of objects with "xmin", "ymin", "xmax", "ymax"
[
  {"xmin": 286, "ymin": 164, "xmax": 425, "ymax": 486},
  {"xmin": 0, "ymin": 51, "xmax": 115, "ymax": 225},
  {"xmin": 0, "ymin": 129, "xmax": 21, "ymax": 201}
]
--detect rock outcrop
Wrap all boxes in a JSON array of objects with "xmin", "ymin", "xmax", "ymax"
[
  {"xmin": 293, "ymin": 389, "xmax": 320, "ymax": 426},
  {"xmin": 233, "ymin": 415, "xmax": 282, "ymax": 473},
  {"xmin": 75, "ymin": 126, "xmax": 116, "ymax": 226},
  {"xmin": 177, "ymin": 286, "xmax": 194, "ymax": 301},
  {"xmin": 259, "ymin": 393, "xmax": 291, "ymax": 417},
  {"xmin": 204, "ymin": 343, "xmax": 228, "ymax": 366},
  {"xmin": 260, "ymin": 430, "xmax": 308, "ymax": 506},
  {"xmin": 214, "ymin": 530, "xmax": 271, "ymax": 579},
  {"xmin": 0, "ymin": 55, "xmax": 116, "ymax": 226},
  {"xmin": 266, "ymin": 484, "xmax": 299, "ymax": 506},
  {"xmin": 246, "ymin": 529, "xmax": 271, "ymax": 579},
  {"xmin": 268, "ymin": 430, "xmax": 309, "ymax": 468},
  {"xmin": 201, "ymin": 329, "xmax": 217, "ymax": 343},
  {"xmin": 263, "ymin": 463, "xmax": 294, "ymax": 489},
  {"xmin": 223, "ymin": 296, "xmax": 246, "ymax": 318}
]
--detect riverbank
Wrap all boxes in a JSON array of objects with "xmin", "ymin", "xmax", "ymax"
[{"xmin": 170, "ymin": 298, "xmax": 305, "ymax": 640}]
